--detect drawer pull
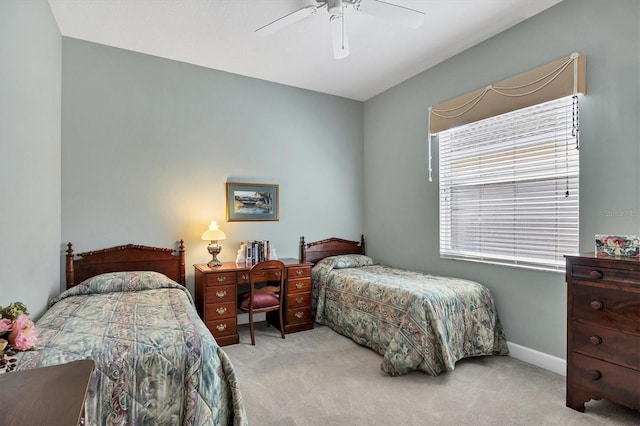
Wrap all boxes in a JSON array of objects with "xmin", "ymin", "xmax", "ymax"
[
  {"xmin": 216, "ymin": 324, "xmax": 227, "ymax": 332},
  {"xmin": 589, "ymin": 336, "xmax": 602, "ymax": 345},
  {"xmin": 275, "ymin": 271, "xmax": 281, "ymax": 278},
  {"xmin": 295, "ymin": 282, "xmax": 304, "ymax": 289},
  {"xmin": 590, "ymin": 300, "xmax": 603, "ymax": 310},
  {"xmin": 589, "ymin": 270, "xmax": 603, "ymax": 279},
  {"xmin": 216, "ymin": 290, "xmax": 227, "ymax": 298},
  {"xmin": 216, "ymin": 307, "xmax": 227, "ymax": 314},
  {"xmin": 217, "ymin": 276, "xmax": 227, "ymax": 282},
  {"xmin": 589, "ymin": 370, "xmax": 602, "ymax": 381},
  {"xmin": 296, "ymin": 269, "xmax": 304, "ymax": 276},
  {"xmin": 295, "ymin": 311, "xmax": 304, "ymax": 319},
  {"xmin": 241, "ymin": 274, "xmax": 248, "ymax": 280},
  {"xmin": 295, "ymin": 297, "xmax": 304, "ymax": 304}
]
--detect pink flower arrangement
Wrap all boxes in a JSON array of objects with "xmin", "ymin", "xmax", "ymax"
[{"xmin": 0, "ymin": 302, "xmax": 37, "ymax": 354}]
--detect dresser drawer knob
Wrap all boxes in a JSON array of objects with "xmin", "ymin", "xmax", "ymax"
[
  {"xmin": 295, "ymin": 311, "xmax": 304, "ymax": 319},
  {"xmin": 216, "ymin": 290, "xmax": 227, "ymax": 298},
  {"xmin": 589, "ymin": 336, "xmax": 602, "ymax": 345},
  {"xmin": 589, "ymin": 370, "xmax": 602, "ymax": 380},
  {"xmin": 216, "ymin": 307, "xmax": 227, "ymax": 314},
  {"xmin": 217, "ymin": 276, "xmax": 227, "ymax": 282},
  {"xmin": 216, "ymin": 324, "xmax": 227, "ymax": 332},
  {"xmin": 590, "ymin": 300, "xmax": 603, "ymax": 310},
  {"xmin": 241, "ymin": 274, "xmax": 248, "ymax": 280},
  {"xmin": 295, "ymin": 297, "xmax": 304, "ymax": 304},
  {"xmin": 295, "ymin": 282, "xmax": 304, "ymax": 289},
  {"xmin": 296, "ymin": 269, "xmax": 304, "ymax": 276},
  {"xmin": 275, "ymin": 271, "xmax": 281, "ymax": 278},
  {"xmin": 589, "ymin": 270, "xmax": 603, "ymax": 279}
]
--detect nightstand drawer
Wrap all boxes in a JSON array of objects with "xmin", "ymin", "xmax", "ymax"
[
  {"xmin": 288, "ymin": 266, "xmax": 311, "ymax": 279},
  {"xmin": 205, "ymin": 285, "xmax": 236, "ymax": 303},
  {"xmin": 287, "ymin": 306, "xmax": 312, "ymax": 325},
  {"xmin": 287, "ymin": 277, "xmax": 311, "ymax": 293},
  {"xmin": 207, "ymin": 318, "xmax": 237, "ymax": 337},
  {"xmin": 206, "ymin": 272, "xmax": 236, "ymax": 286},
  {"xmin": 205, "ymin": 301, "xmax": 236, "ymax": 320},
  {"xmin": 287, "ymin": 292, "xmax": 311, "ymax": 309}
]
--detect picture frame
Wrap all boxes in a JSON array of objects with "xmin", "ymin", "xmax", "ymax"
[{"xmin": 226, "ymin": 182, "xmax": 279, "ymax": 222}]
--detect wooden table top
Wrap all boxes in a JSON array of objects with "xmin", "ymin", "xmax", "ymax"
[{"xmin": 0, "ymin": 359, "xmax": 95, "ymax": 425}]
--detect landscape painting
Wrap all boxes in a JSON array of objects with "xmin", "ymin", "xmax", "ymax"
[{"xmin": 226, "ymin": 182, "xmax": 279, "ymax": 221}]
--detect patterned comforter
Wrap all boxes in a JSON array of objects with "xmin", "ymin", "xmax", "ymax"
[
  {"xmin": 312, "ymin": 255, "xmax": 508, "ymax": 376},
  {"xmin": 17, "ymin": 271, "xmax": 247, "ymax": 426}
]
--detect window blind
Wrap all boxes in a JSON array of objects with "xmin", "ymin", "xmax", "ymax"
[{"xmin": 438, "ymin": 95, "xmax": 579, "ymax": 271}]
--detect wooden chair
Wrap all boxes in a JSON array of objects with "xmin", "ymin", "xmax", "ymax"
[{"xmin": 238, "ymin": 260, "xmax": 286, "ymax": 345}]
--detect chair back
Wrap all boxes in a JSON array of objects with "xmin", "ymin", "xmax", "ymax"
[{"xmin": 246, "ymin": 260, "xmax": 286, "ymax": 311}]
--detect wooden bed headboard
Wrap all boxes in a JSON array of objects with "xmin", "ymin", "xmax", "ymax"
[
  {"xmin": 299, "ymin": 235, "xmax": 366, "ymax": 264},
  {"xmin": 65, "ymin": 240, "xmax": 186, "ymax": 288}
]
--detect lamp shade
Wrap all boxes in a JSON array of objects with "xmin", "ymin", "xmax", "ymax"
[{"xmin": 201, "ymin": 221, "xmax": 226, "ymax": 242}]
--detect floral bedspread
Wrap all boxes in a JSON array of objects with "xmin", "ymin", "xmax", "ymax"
[
  {"xmin": 17, "ymin": 271, "xmax": 247, "ymax": 426},
  {"xmin": 312, "ymin": 255, "xmax": 508, "ymax": 376}
]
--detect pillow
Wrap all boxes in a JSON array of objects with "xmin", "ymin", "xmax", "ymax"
[
  {"xmin": 239, "ymin": 292, "xmax": 279, "ymax": 310},
  {"xmin": 327, "ymin": 254, "xmax": 376, "ymax": 269}
]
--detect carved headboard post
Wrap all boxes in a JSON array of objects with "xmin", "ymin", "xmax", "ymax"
[
  {"xmin": 66, "ymin": 242, "xmax": 75, "ymax": 288},
  {"xmin": 360, "ymin": 234, "xmax": 366, "ymax": 255},
  {"xmin": 299, "ymin": 236, "xmax": 306, "ymax": 263},
  {"xmin": 178, "ymin": 239, "xmax": 186, "ymax": 285}
]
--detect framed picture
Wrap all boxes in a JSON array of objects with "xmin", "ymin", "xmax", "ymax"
[{"xmin": 226, "ymin": 182, "xmax": 279, "ymax": 222}]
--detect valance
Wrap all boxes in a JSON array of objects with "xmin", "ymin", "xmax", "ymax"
[{"xmin": 429, "ymin": 52, "xmax": 586, "ymax": 134}]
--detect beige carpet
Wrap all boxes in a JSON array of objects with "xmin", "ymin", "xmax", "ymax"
[{"xmin": 223, "ymin": 323, "xmax": 639, "ymax": 426}]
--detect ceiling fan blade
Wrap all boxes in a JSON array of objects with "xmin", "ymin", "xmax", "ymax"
[
  {"xmin": 354, "ymin": 0, "xmax": 424, "ymax": 29},
  {"xmin": 330, "ymin": 14, "xmax": 349, "ymax": 59},
  {"xmin": 255, "ymin": 5, "xmax": 320, "ymax": 36}
]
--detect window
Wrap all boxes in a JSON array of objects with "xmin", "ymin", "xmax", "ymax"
[{"xmin": 438, "ymin": 95, "xmax": 579, "ymax": 271}]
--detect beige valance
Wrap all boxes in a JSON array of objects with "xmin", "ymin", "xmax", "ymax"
[{"xmin": 429, "ymin": 52, "xmax": 586, "ymax": 134}]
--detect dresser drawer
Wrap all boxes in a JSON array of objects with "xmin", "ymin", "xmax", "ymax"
[
  {"xmin": 572, "ymin": 265, "xmax": 640, "ymax": 285},
  {"xmin": 571, "ymin": 352, "xmax": 640, "ymax": 411},
  {"xmin": 205, "ymin": 272, "xmax": 236, "ymax": 286},
  {"xmin": 206, "ymin": 318, "xmax": 237, "ymax": 337},
  {"xmin": 287, "ymin": 306, "xmax": 313, "ymax": 325},
  {"xmin": 287, "ymin": 292, "xmax": 311, "ymax": 309},
  {"xmin": 205, "ymin": 301, "xmax": 236, "ymax": 320},
  {"xmin": 205, "ymin": 285, "xmax": 236, "ymax": 304},
  {"xmin": 288, "ymin": 266, "xmax": 311, "ymax": 279},
  {"xmin": 287, "ymin": 277, "xmax": 311, "ymax": 294},
  {"xmin": 572, "ymin": 283, "xmax": 640, "ymax": 332},
  {"xmin": 572, "ymin": 322, "xmax": 640, "ymax": 370}
]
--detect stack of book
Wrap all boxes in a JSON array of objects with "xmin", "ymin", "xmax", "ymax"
[{"xmin": 239, "ymin": 240, "xmax": 272, "ymax": 264}]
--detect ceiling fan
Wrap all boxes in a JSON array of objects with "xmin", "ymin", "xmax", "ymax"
[{"xmin": 255, "ymin": 0, "xmax": 425, "ymax": 59}]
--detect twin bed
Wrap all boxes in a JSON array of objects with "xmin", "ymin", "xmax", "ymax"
[
  {"xmin": 300, "ymin": 236, "xmax": 508, "ymax": 376},
  {"xmin": 15, "ymin": 241, "xmax": 246, "ymax": 425}
]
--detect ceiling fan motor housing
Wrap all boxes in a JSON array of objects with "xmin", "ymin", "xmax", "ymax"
[{"xmin": 327, "ymin": 0, "xmax": 344, "ymax": 16}]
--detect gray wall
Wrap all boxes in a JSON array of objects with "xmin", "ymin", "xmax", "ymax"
[
  {"xmin": 62, "ymin": 39, "xmax": 364, "ymax": 293},
  {"xmin": 363, "ymin": 0, "xmax": 640, "ymax": 359},
  {"xmin": 0, "ymin": 1, "xmax": 61, "ymax": 318}
]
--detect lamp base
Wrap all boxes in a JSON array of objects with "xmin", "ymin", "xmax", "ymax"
[{"xmin": 207, "ymin": 243, "xmax": 222, "ymax": 267}]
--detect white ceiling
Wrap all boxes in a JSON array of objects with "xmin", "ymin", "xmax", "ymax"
[{"xmin": 48, "ymin": 0, "xmax": 563, "ymax": 101}]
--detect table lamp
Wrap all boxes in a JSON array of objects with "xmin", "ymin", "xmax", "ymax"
[{"xmin": 201, "ymin": 220, "xmax": 226, "ymax": 267}]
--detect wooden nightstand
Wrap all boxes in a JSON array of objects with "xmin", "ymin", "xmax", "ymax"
[
  {"xmin": 0, "ymin": 359, "xmax": 94, "ymax": 425},
  {"xmin": 194, "ymin": 258, "xmax": 314, "ymax": 345}
]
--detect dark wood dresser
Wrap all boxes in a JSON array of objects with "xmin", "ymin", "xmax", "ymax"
[
  {"xmin": 565, "ymin": 253, "xmax": 640, "ymax": 412},
  {"xmin": 194, "ymin": 258, "xmax": 314, "ymax": 346}
]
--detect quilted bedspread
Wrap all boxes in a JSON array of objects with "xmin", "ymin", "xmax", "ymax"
[
  {"xmin": 312, "ymin": 255, "xmax": 508, "ymax": 376},
  {"xmin": 17, "ymin": 271, "xmax": 247, "ymax": 426}
]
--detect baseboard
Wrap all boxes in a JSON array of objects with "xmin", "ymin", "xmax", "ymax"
[{"xmin": 507, "ymin": 341, "xmax": 566, "ymax": 376}]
